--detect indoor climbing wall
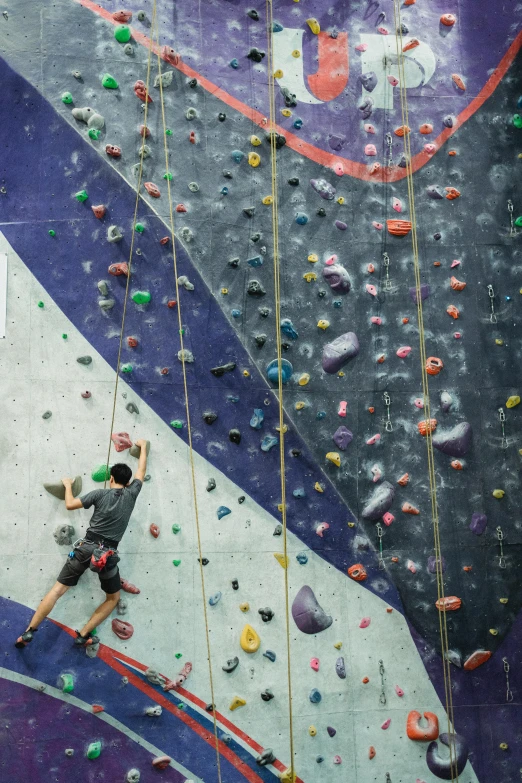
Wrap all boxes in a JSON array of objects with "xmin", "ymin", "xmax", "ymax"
[{"xmin": 1, "ymin": 1, "xmax": 521, "ymax": 782}]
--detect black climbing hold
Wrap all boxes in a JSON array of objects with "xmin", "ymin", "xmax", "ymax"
[
  {"xmin": 291, "ymin": 449, "xmax": 301, "ymax": 457},
  {"xmin": 223, "ymin": 170, "xmax": 233, "ymax": 179},
  {"xmin": 258, "ymin": 607, "xmax": 274, "ymax": 622},
  {"xmin": 273, "ymin": 524, "xmax": 282, "ymax": 536},
  {"xmin": 232, "ymin": 579, "xmax": 239, "ymax": 590},
  {"xmin": 443, "ymin": 114, "xmax": 454, "ymax": 128},
  {"xmin": 265, "ymin": 131, "xmax": 286, "ymax": 149},
  {"xmin": 222, "ymin": 656, "xmax": 240, "ymax": 673},
  {"xmin": 247, "ymin": 9, "xmax": 259, "ymax": 20},
  {"xmin": 218, "ymin": 113, "xmax": 226, "ymax": 122},
  {"xmin": 228, "ymin": 258, "xmax": 240, "ymax": 268},
  {"xmin": 434, "ymin": 232, "xmax": 442, "ymax": 241},
  {"xmin": 318, "ymin": 289, "xmax": 326, "ymax": 298},
  {"xmin": 247, "ymin": 281, "xmax": 266, "ymax": 297},
  {"xmin": 261, "ymin": 689, "xmax": 274, "ymax": 702},
  {"xmin": 205, "ymin": 703, "xmax": 215, "ymax": 712},
  {"xmin": 398, "ymin": 154, "xmax": 407, "ymax": 168},
  {"xmin": 243, "ymin": 207, "xmax": 256, "ymax": 218},
  {"xmin": 398, "ymin": 22, "xmax": 409, "ymax": 34},
  {"xmin": 203, "ymin": 412, "xmax": 218, "ymax": 424},
  {"xmin": 255, "ymin": 334, "xmax": 267, "ymax": 347},
  {"xmin": 258, "ymin": 307, "xmax": 270, "ymax": 317},
  {"xmin": 76, "ymin": 355, "xmax": 92, "ymax": 365},
  {"xmin": 250, "ymin": 232, "xmax": 261, "ymax": 242},
  {"xmin": 263, "ymin": 650, "xmax": 276, "ymax": 662},
  {"xmin": 247, "ymin": 48, "xmax": 265, "ymax": 62},
  {"xmin": 188, "ymin": 78, "xmax": 198, "ymax": 88},
  {"xmin": 281, "ymin": 342, "xmax": 290, "ymax": 351},
  {"xmin": 288, "ymin": 177, "xmax": 299, "ymax": 186},
  {"xmin": 238, "ymin": 496, "xmax": 245, "ymax": 504},
  {"xmin": 206, "ymin": 478, "xmax": 217, "ymax": 492},
  {"xmin": 210, "ymin": 362, "xmax": 236, "ymax": 376},
  {"xmin": 280, "ymin": 86, "xmax": 297, "ymax": 108},
  {"xmin": 229, "ymin": 429, "xmax": 241, "ymax": 444},
  {"xmin": 376, "ymin": 12, "xmax": 386, "ymax": 25},
  {"xmin": 317, "ymin": 208, "xmax": 326, "ymax": 217},
  {"xmin": 256, "ymin": 749, "xmax": 276, "ymax": 766},
  {"xmin": 199, "ymin": 558, "xmax": 209, "ymax": 565}
]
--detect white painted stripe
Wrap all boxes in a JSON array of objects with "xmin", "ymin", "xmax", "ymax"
[
  {"xmin": 0, "ymin": 253, "xmax": 7, "ymax": 338},
  {"xmin": 0, "ymin": 666, "xmax": 201, "ymax": 782}
]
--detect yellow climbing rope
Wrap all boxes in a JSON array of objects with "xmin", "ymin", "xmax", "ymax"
[
  {"xmin": 266, "ymin": 1, "xmax": 297, "ymax": 779},
  {"xmin": 392, "ymin": 2, "xmax": 458, "ymax": 780}
]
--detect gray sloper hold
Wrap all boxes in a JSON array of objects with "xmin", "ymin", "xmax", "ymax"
[
  {"xmin": 322, "ymin": 332, "xmax": 359, "ymax": 374},
  {"xmin": 53, "ymin": 524, "xmax": 75, "ymax": 546},
  {"xmin": 291, "ymin": 585, "xmax": 333, "ymax": 634},
  {"xmin": 71, "ymin": 106, "xmax": 105, "ymax": 129},
  {"xmin": 360, "ymin": 71, "xmax": 378, "ymax": 92},
  {"xmin": 126, "ymin": 402, "xmax": 139, "ymax": 414},
  {"xmin": 44, "ymin": 475, "xmax": 82, "ymax": 500},
  {"xmin": 107, "ymin": 225, "xmax": 123, "ymax": 243},
  {"xmin": 99, "ymin": 298, "xmax": 115, "ymax": 310},
  {"xmin": 432, "ymin": 422, "xmax": 472, "ymax": 457},
  {"xmin": 129, "ymin": 440, "xmax": 150, "ymax": 458},
  {"xmin": 76, "ymin": 355, "xmax": 92, "ymax": 365},
  {"xmin": 361, "ymin": 481, "xmax": 395, "ymax": 521},
  {"xmin": 97, "ymin": 280, "xmax": 109, "ymax": 296},
  {"xmin": 322, "ymin": 264, "xmax": 351, "ymax": 293},
  {"xmin": 154, "ymin": 70, "xmax": 173, "ymax": 88}
]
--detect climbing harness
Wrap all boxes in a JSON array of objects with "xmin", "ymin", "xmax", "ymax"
[
  {"xmin": 379, "ymin": 659, "xmax": 387, "ymax": 705},
  {"xmin": 487, "ymin": 284, "xmax": 497, "ymax": 323},
  {"xmin": 383, "ymin": 392, "xmax": 393, "ymax": 432},
  {"xmin": 503, "ymin": 658, "xmax": 513, "ymax": 702},
  {"xmin": 392, "ymin": 1, "xmax": 459, "ymax": 777},
  {"xmin": 496, "ymin": 526, "xmax": 506, "ymax": 569},
  {"xmin": 498, "ymin": 407, "xmax": 507, "ymax": 448}
]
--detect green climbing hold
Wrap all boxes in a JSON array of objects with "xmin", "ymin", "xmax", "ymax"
[
  {"xmin": 88, "ymin": 129, "xmax": 101, "ymax": 140},
  {"xmin": 172, "ymin": 523, "xmax": 181, "ymax": 534},
  {"xmin": 174, "ymin": 652, "xmax": 183, "ymax": 659},
  {"xmin": 172, "ymin": 559, "xmax": 181, "ymax": 567},
  {"xmin": 62, "ymin": 333, "xmax": 68, "ymax": 340},
  {"xmin": 61, "ymin": 92, "xmax": 73, "ymax": 104},
  {"xmin": 163, "ymin": 172, "xmax": 173, "ymax": 180},
  {"xmin": 513, "ymin": 114, "xmax": 522, "ymax": 129},
  {"xmin": 60, "ymin": 673, "xmax": 74, "ymax": 693},
  {"xmin": 170, "ymin": 419, "xmax": 183, "ymax": 429},
  {"xmin": 86, "ymin": 741, "xmax": 102, "ymax": 760},
  {"xmin": 37, "ymin": 301, "xmax": 44, "ymax": 308},
  {"xmin": 48, "ymin": 229, "xmax": 56, "ymax": 237},
  {"xmin": 132, "ymin": 290, "xmax": 151, "ymax": 304},
  {"xmin": 114, "ymin": 24, "xmax": 132, "ymax": 43},
  {"xmin": 91, "ymin": 465, "xmax": 110, "ymax": 483},
  {"xmin": 121, "ymin": 363, "xmax": 133, "ymax": 373},
  {"xmin": 165, "ymin": 129, "xmax": 173, "ymax": 136},
  {"xmin": 515, "ymin": 216, "xmax": 522, "ymax": 227},
  {"xmin": 75, "ymin": 189, "xmax": 88, "ymax": 202},
  {"xmin": 102, "ymin": 73, "xmax": 119, "ymax": 89},
  {"xmin": 134, "ymin": 223, "xmax": 145, "ymax": 233}
]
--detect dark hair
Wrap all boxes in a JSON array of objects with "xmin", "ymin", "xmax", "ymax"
[{"xmin": 111, "ymin": 463, "xmax": 133, "ymax": 486}]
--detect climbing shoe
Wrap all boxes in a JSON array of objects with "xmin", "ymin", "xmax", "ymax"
[
  {"xmin": 15, "ymin": 627, "xmax": 37, "ymax": 648},
  {"xmin": 74, "ymin": 630, "xmax": 100, "ymax": 647}
]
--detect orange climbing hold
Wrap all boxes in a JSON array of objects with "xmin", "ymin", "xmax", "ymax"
[
  {"xmin": 397, "ymin": 473, "xmax": 409, "ymax": 486},
  {"xmin": 150, "ymin": 524, "xmax": 160, "ymax": 538},
  {"xmin": 404, "ymin": 0, "xmax": 416, "ymax": 4},
  {"xmin": 451, "ymin": 460, "xmax": 463, "ymax": 470},
  {"xmin": 368, "ymin": 746, "xmax": 376, "ymax": 760},
  {"xmin": 448, "ymin": 150, "xmax": 457, "ymax": 156},
  {"xmin": 451, "ymin": 276, "xmax": 466, "ymax": 291},
  {"xmin": 348, "ymin": 564, "xmax": 367, "ymax": 582},
  {"xmin": 425, "ymin": 357, "xmax": 443, "ymax": 376},
  {"xmin": 403, "ymin": 38, "xmax": 420, "ymax": 52},
  {"xmin": 418, "ymin": 419, "xmax": 437, "ymax": 436},
  {"xmin": 452, "ymin": 74, "xmax": 466, "ymax": 91},
  {"xmin": 441, "ymin": 14, "xmax": 456, "ymax": 26},
  {"xmin": 463, "ymin": 565, "xmax": 472, "ymax": 572},
  {"xmin": 406, "ymin": 711, "xmax": 439, "ymax": 741},
  {"xmin": 419, "ymin": 123, "xmax": 433, "ymax": 135},
  {"xmin": 446, "ymin": 305, "xmax": 460, "ymax": 319},
  {"xmin": 445, "ymin": 187, "xmax": 461, "ymax": 200},
  {"xmin": 394, "ymin": 125, "xmax": 410, "ymax": 137},
  {"xmin": 433, "ymin": 261, "xmax": 441, "ymax": 267},
  {"xmin": 435, "ymin": 596, "xmax": 462, "ymax": 612},
  {"xmin": 387, "ymin": 219, "xmax": 412, "ymax": 236},
  {"xmin": 463, "ymin": 650, "xmax": 492, "ymax": 670},
  {"xmin": 144, "ymin": 182, "xmax": 161, "ymax": 198},
  {"xmin": 402, "ymin": 503, "xmax": 420, "ymax": 515},
  {"xmin": 362, "ymin": 676, "xmax": 369, "ymax": 683},
  {"xmin": 92, "ymin": 704, "xmax": 105, "ymax": 714}
]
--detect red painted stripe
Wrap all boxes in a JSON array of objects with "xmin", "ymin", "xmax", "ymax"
[
  {"xmin": 307, "ymin": 32, "xmax": 349, "ymax": 102},
  {"xmin": 72, "ymin": 0, "xmax": 522, "ymax": 183}
]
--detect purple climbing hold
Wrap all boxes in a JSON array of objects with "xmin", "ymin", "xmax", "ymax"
[
  {"xmin": 360, "ymin": 71, "xmax": 378, "ymax": 92},
  {"xmin": 322, "ymin": 332, "xmax": 359, "ymax": 374},
  {"xmin": 327, "ymin": 726, "xmax": 337, "ymax": 737},
  {"xmin": 310, "ymin": 178, "xmax": 336, "ymax": 200},
  {"xmin": 333, "ymin": 426, "xmax": 353, "ymax": 450},
  {"xmin": 470, "ymin": 513, "xmax": 487, "ymax": 535},
  {"xmin": 328, "ymin": 134, "xmax": 345, "ymax": 151},
  {"xmin": 432, "ymin": 422, "xmax": 472, "ymax": 457},
  {"xmin": 359, "ymin": 96, "xmax": 373, "ymax": 119},
  {"xmin": 426, "ymin": 732, "xmax": 469, "ymax": 779},
  {"xmin": 292, "ymin": 585, "xmax": 333, "ymax": 635},
  {"xmin": 427, "ymin": 185, "xmax": 444, "ymax": 199},
  {"xmin": 409, "ymin": 284, "xmax": 430, "ymax": 303},
  {"xmin": 440, "ymin": 391, "xmax": 453, "ymax": 413},
  {"xmin": 335, "ymin": 220, "xmax": 347, "ymax": 231},
  {"xmin": 322, "ymin": 264, "xmax": 351, "ymax": 294},
  {"xmin": 361, "ymin": 481, "xmax": 395, "ymax": 521},
  {"xmin": 443, "ymin": 115, "xmax": 455, "ymax": 128},
  {"xmin": 428, "ymin": 556, "xmax": 446, "ymax": 574}
]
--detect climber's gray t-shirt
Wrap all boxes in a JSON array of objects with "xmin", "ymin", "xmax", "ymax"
[{"xmin": 80, "ymin": 480, "xmax": 142, "ymax": 543}]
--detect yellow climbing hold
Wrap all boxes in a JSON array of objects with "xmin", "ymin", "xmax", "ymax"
[
  {"xmin": 492, "ymin": 489, "xmax": 505, "ymax": 499},
  {"xmin": 314, "ymin": 482, "xmax": 324, "ymax": 493},
  {"xmin": 338, "ymin": 371, "xmax": 345, "ymax": 377},
  {"xmin": 500, "ymin": 597, "xmax": 509, "ymax": 604},
  {"xmin": 308, "ymin": 253, "xmax": 318, "ymax": 263},
  {"xmin": 274, "ymin": 69, "xmax": 284, "ymax": 79},
  {"xmin": 489, "ymin": 628, "xmax": 498, "ymax": 636},
  {"xmin": 274, "ymin": 553, "xmax": 289, "ymax": 569},
  {"xmin": 499, "ymin": 743, "xmax": 509, "ymax": 751},
  {"xmin": 281, "ymin": 108, "xmax": 292, "ymax": 117},
  {"xmin": 250, "ymin": 135, "xmax": 262, "ymax": 146},
  {"xmin": 295, "ymin": 401, "xmax": 306, "ymax": 411},
  {"xmin": 229, "ymin": 696, "xmax": 247, "ymax": 711},
  {"xmin": 221, "ymin": 288, "xmax": 228, "ymax": 295},
  {"xmin": 240, "ymin": 624, "xmax": 260, "ymax": 653},
  {"xmin": 309, "ymin": 725, "xmax": 317, "ymax": 737},
  {"xmin": 506, "ymin": 395, "xmax": 520, "ymax": 408},
  {"xmin": 240, "ymin": 602, "xmax": 250, "ymax": 612},
  {"xmin": 248, "ymin": 152, "xmax": 261, "ymax": 167},
  {"xmin": 303, "ymin": 272, "xmax": 317, "ymax": 282},
  {"xmin": 326, "ymin": 451, "xmax": 341, "ymax": 467},
  {"xmin": 291, "ymin": 49, "xmax": 301, "ymax": 58},
  {"xmin": 337, "ymin": 196, "xmax": 345, "ymax": 205},
  {"xmin": 275, "ymin": 423, "xmax": 288, "ymax": 433},
  {"xmin": 298, "ymin": 373, "xmax": 310, "ymax": 386},
  {"xmin": 243, "ymin": 370, "xmax": 250, "ymax": 377},
  {"xmin": 277, "ymin": 503, "xmax": 284, "ymax": 512},
  {"xmin": 306, "ymin": 17, "xmax": 320, "ymax": 34},
  {"xmin": 262, "ymin": 195, "xmax": 273, "ymax": 205},
  {"xmin": 347, "ymin": 522, "xmax": 355, "ymax": 528},
  {"xmin": 317, "ymin": 319, "xmax": 330, "ymax": 330},
  {"xmin": 495, "ymin": 338, "xmax": 504, "ymax": 345},
  {"xmin": 334, "ymin": 641, "xmax": 343, "ymax": 650},
  {"xmin": 279, "ymin": 768, "xmax": 296, "ymax": 783}
]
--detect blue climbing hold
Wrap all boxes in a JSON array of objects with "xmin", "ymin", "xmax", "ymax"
[
  {"xmin": 281, "ymin": 318, "xmax": 298, "ymax": 339},
  {"xmin": 266, "ymin": 358, "xmax": 293, "ymax": 384},
  {"xmin": 295, "ymin": 212, "xmax": 308, "ymax": 225},
  {"xmin": 316, "ymin": 756, "xmax": 324, "ymax": 764},
  {"xmin": 217, "ymin": 506, "xmax": 231, "ymax": 520},
  {"xmin": 261, "ymin": 434, "xmax": 279, "ymax": 452},
  {"xmin": 209, "ymin": 592, "xmax": 222, "ymax": 606},
  {"xmin": 221, "ymin": 186, "xmax": 229, "ymax": 195},
  {"xmin": 293, "ymin": 118, "xmax": 303, "ymax": 130},
  {"xmin": 230, "ymin": 58, "xmax": 239, "ymax": 69},
  {"xmin": 250, "ymin": 408, "xmax": 264, "ymax": 429},
  {"xmin": 316, "ymin": 411, "xmax": 326, "ymax": 420},
  {"xmin": 247, "ymin": 255, "xmax": 263, "ymax": 267},
  {"xmin": 231, "ymin": 309, "xmax": 241, "ymax": 318},
  {"xmin": 272, "ymin": 21, "xmax": 283, "ymax": 32},
  {"xmin": 227, "ymin": 395, "xmax": 240, "ymax": 403},
  {"xmin": 293, "ymin": 488, "xmax": 305, "ymax": 499},
  {"xmin": 263, "ymin": 649, "xmax": 276, "ymax": 661},
  {"xmin": 296, "ymin": 552, "xmax": 308, "ymax": 565},
  {"xmin": 333, "ymin": 300, "xmax": 342, "ymax": 308},
  {"xmin": 231, "ymin": 149, "xmax": 244, "ymax": 163},
  {"xmin": 309, "ymin": 688, "xmax": 322, "ymax": 704}
]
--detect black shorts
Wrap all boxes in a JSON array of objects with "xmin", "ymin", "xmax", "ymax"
[{"xmin": 57, "ymin": 540, "xmax": 121, "ymax": 595}]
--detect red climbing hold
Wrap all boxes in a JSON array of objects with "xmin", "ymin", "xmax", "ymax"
[
  {"xmin": 92, "ymin": 704, "xmax": 105, "ymax": 713},
  {"xmin": 127, "ymin": 336, "xmax": 138, "ymax": 348},
  {"xmin": 105, "ymin": 144, "xmax": 122, "ymax": 158},
  {"xmin": 451, "ymin": 74, "xmax": 466, "ymax": 91},
  {"xmin": 397, "ymin": 473, "xmax": 409, "ymax": 486},
  {"xmin": 144, "ymin": 182, "xmax": 161, "ymax": 198},
  {"xmin": 139, "ymin": 124, "xmax": 151, "ymax": 137},
  {"xmin": 162, "ymin": 45, "xmax": 180, "ymax": 66},
  {"xmin": 419, "ymin": 123, "xmax": 433, "ymax": 135},
  {"xmin": 92, "ymin": 204, "xmax": 106, "ymax": 219},
  {"xmin": 394, "ymin": 125, "xmax": 410, "ymax": 137},
  {"xmin": 407, "ymin": 710, "xmax": 439, "ymax": 741},
  {"xmin": 445, "ymin": 186, "xmax": 461, "ymax": 199},
  {"xmin": 112, "ymin": 619, "xmax": 134, "ymax": 639},
  {"xmin": 403, "ymin": 38, "xmax": 419, "ymax": 52},
  {"xmin": 451, "ymin": 460, "xmax": 463, "ymax": 470},
  {"xmin": 348, "ymin": 564, "xmax": 367, "ymax": 581},
  {"xmin": 435, "ymin": 596, "xmax": 462, "ymax": 612},
  {"xmin": 463, "ymin": 650, "xmax": 492, "ymax": 670},
  {"xmin": 108, "ymin": 262, "xmax": 129, "ymax": 277},
  {"xmin": 153, "ymin": 756, "xmax": 173, "ymax": 770},
  {"xmin": 150, "ymin": 523, "xmax": 160, "ymax": 538},
  {"xmin": 120, "ymin": 578, "xmax": 140, "ymax": 594},
  {"xmin": 134, "ymin": 80, "xmax": 152, "ymax": 102},
  {"xmin": 81, "ymin": 391, "xmax": 92, "ymax": 399},
  {"xmin": 387, "ymin": 219, "xmax": 412, "ymax": 237},
  {"xmin": 189, "ymin": 131, "xmax": 196, "ymax": 144},
  {"xmin": 160, "ymin": 236, "xmax": 170, "ymax": 245},
  {"xmin": 451, "ymin": 276, "xmax": 466, "ymax": 291},
  {"xmin": 176, "ymin": 204, "xmax": 187, "ymax": 213},
  {"xmin": 446, "ymin": 305, "xmax": 460, "ymax": 319},
  {"xmin": 425, "ymin": 357, "xmax": 443, "ymax": 376},
  {"xmin": 167, "ymin": 299, "xmax": 177, "ymax": 308},
  {"xmin": 112, "ymin": 10, "xmax": 132, "ymax": 22},
  {"xmin": 418, "ymin": 419, "xmax": 437, "ymax": 436},
  {"xmin": 369, "ymin": 746, "xmax": 376, "ymax": 759},
  {"xmin": 111, "ymin": 432, "xmax": 133, "ymax": 452},
  {"xmin": 441, "ymin": 14, "xmax": 456, "ymax": 26},
  {"xmin": 160, "ymin": 367, "xmax": 169, "ymax": 375},
  {"xmin": 402, "ymin": 503, "xmax": 420, "ymax": 515}
]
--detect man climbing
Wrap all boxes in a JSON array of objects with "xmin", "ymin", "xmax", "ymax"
[{"xmin": 15, "ymin": 439, "xmax": 148, "ymax": 649}]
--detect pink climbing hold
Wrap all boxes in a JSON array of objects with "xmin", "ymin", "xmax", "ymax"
[
  {"xmin": 365, "ymin": 144, "xmax": 377, "ymax": 156},
  {"xmin": 152, "ymin": 756, "xmax": 172, "ymax": 770},
  {"xmin": 359, "ymin": 617, "xmax": 371, "ymax": 628},
  {"xmin": 396, "ymin": 346, "xmax": 412, "ymax": 358},
  {"xmin": 105, "ymin": 144, "xmax": 121, "ymax": 158},
  {"xmin": 454, "ymin": 332, "xmax": 462, "ymax": 339},
  {"xmin": 134, "ymin": 80, "xmax": 152, "ymax": 102},
  {"xmin": 383, "ymin": 512, "xmax": 395, "ymax": 526},
  {"xmin": 451, "ymin": 259, "xmax": 461, "ymax": 268},
  {"xmin": 407, "ymin": 560, "xmax": 417, "ymax": 573},
  {"xmin": 414, "ymin": 398, "xmax": 424, "ymax": 409},
  {"xmin": 381, "ymin": 718, "xmax": 391, "ymax": 730},
  {"xmin": 364, "ymin": 123, "xmax": 376, "ymax": 134},
  {"xmin": 176, "ymin": 204, "xmax": 187, "ymax": 213},
  {"xmin": 91, "ymin": 204, "xmax": 106, "ymax": 219},
  {"xmin": 372, "ymin": 221, "xmax": 383, "ymax": 230},
  {"xmin": 392, "ymin": 198, "xmax": 402, "ymax": 213},
  {"xmin": 112, "ymin": 619, "xmax": 134, "ymax": 640},
  {"xmin": 424, "ymin": 143, "xmax": 436, "ymax": 154},
  {"xmin": 377, "ymin": 26, "xmax": 388, "ymax": 35},
  {"xmin": 120, "ymin": 578, "xmax": 140, "ymax": 594},
  {"xmin": 366, "ymin": 284, "xmax": 377, "ymax": 296},
  {"xmin": 139, "ymin": 124, "xmax": 151, "ymax": 137},
  {"xmin": 355, "ymin": 43, "xmax": 368, "ymax": 52},
  {"xmin": 395, "ymin": 685, "xmax": 405, "ymax": 697},
  {"xmin": 164, "ymin": 662, "xmax": 193, "ymax": 690},
  {"xmin": 112, "ymin": 10, "xmax": 132, "ymax": 22},
  {"xmin": 310, "ymin": 657, "xmax": 320, "ymax": 671},
  {"xmin": 162, "ymin": 45, "xmax": 181, "ymax": 66},
  {"xmin": 111, "ymin": 432, "xmax": 133, "ymax": 452},
  {"xmin": 366, "ymin": 433, "xmax": 381, "ymax": 445},
  {"xmin": 144, "ymin": 182, "xmax": 161, "ymax": 198},
  {"xmin": 81, "ymin": 391, "xmax": 91, "ymax": 399},
  {"xmin": 108, "ymin": 262, "xmax": 129, "ymax": 277},
  {"xmin": 338, "ymin": 401, "xmax": 347, "ymax": 417},
  {"xmin": 150, "ymin": 524, "xmax": 160, "ymax": 539},
  {"xmin": 325, "ymin": 254, "xmax": 338, "ymax": 265},
  {"xmin": 371, "ymin": 316, "xmax": 382, "ymax": 325},
  {"xmin": 388, "ymin": 75, "xmax": 399, "ymax": 86},
  {"xmin": 333, "ymin": 756, "xmax": 342, "ymax": 765},
  {"xmin": 371, "ymin": 464, "xmax": 382, "ymax": 482},
  {"xmin": 333, "ymin": 162, "xmax": 344, "ymax": 176},
  {"xmin": 127, "ymin": 336, "xmax": 138, "ymax": 348},
  {"xmin": 316, "ymin": 522, "xmax": 330, "ymax": 538}
]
